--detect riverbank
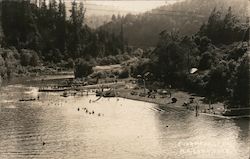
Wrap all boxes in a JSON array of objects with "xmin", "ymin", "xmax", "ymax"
[
  {"xmin": 0, "ymin": 69, "xmax": 74, "ymax": 87},
  {"xmin": 116, "ymin": 87, "xmax": 250, "ymax": 118},
  {"xmin": 10, "ymin": 73, "xmax": 248, "ymax": 118},
  {"xmin": 118, "ymin": 88, "xmax": 223, "ymax": 113}
]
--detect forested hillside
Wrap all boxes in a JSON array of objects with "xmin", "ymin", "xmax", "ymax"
[
  {"xmin": 1, "ymin": 0, "xmax": 125, "ymax": 59},
  {"xmin": 100, "ymin": 0, "xmax": 248, "ymax": 47},
  {"xmin": 0, "ymin": 0, "xmax": 249, "ymax": 108},
  {"xmin": 130, "ymin": 7, "xmax": 249, "ymax": 108},
  {"xmin": 0, "ymin": 0, "xmax": 125, "ymax": 80}
]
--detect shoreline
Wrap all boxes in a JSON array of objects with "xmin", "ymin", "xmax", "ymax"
[
  {"xmin": 3, "ymin": 74, "xmax": 249, "ymax": 119},
  {"xmin": 116, "ymin": 88, "xmax": 250, "ymax": 119},
  {"xmin": 0, "ymin": 71, "xmax": 74, "ymax": 87}
]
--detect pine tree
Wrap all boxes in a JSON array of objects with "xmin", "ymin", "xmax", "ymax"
[
  {"xmin": 56, "ymin": 0, "xmax": 67, "ymax": 53},
  {"xmin": 0, "ymin": 1, "xmax": 4, "ymax": 46},
  {"xmin": 68, "ymin": 1, "xmax": 86, "ymax": 58}
]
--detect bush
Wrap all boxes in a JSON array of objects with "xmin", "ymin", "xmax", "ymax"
[
  {"xmin": 0, "ymin": 55, "xmax": 6, "ymax": 78},
  {"xmin": 74, "ymin": 59, "xmax": 94, "ymax": 78},
  {"xmin": 186, "ymin": 72, "xmax": 209, "ymax": 94},
  {"xmin": 20, "ymin": 49, "xmax": 39, "ymax": 66},
  {"xmin": 198, "ymin": 51, "xmax": 214, "ymax": 70},
  {"xmin": 20, "ymin": 50, "xmax": 32, "ymax": 66},
  {"xmin": 67, "ymin": 58, "xmax": 75, "ymax": 68},
  {"xmin": 231, "ymin": 54, "xmax": 249, "ymax": 107},
  {"xmin": 30, "ymin": 52, "xmax": 40, "ymax": 66},
  {"xmin": 118, "ymin": 68, "xmax": 129, "ymax": 79}
]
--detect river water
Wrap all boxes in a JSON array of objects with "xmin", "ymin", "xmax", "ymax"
[{"xmin": 0, "ymin": 79, "xmax": 249, "ymax": 159}]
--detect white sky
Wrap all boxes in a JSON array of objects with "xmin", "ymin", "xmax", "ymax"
[
  {"xmin": 86, "ymin": 1, "xmax": 165, "ymax": 12},
  {"xmin": 75, "ymin": 0, "xmax": 181, "ymax": 13},
  {"xmin": 62, "ymin": 0, "xmax": 183, "ymax": 16}
]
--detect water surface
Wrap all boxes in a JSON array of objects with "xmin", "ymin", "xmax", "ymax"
[{"xmin": 0, "ymin": 83, "xmax": 249, "ymax": 159}]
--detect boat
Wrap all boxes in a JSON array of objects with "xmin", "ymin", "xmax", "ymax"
[
  {"xmin": 96, "ymin": 90, "xmax": 102, "ymax": 97},
  {"xmin": 103, "ymin": 89, "xmax": 116, "ymax": 97},
  {"xmin": 95, "ymin": 89, "xmax": 116, "ymax": 97},
  {"xmin": 19, "ymin": 98, "xmax": 36, "ymax": 102},
  {"xmin": 39, "ymin": 87, "xmax": 67, "ymax": 92},
  {"xmin": 60, "ymin": 92, "xmax": 69, "ymax": 97},
  {"xmin": 222, "ymin": 108, "xmax": 250, "ymax": 116}
]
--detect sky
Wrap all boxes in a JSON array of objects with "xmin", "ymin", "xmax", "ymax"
[
  {"xmin": 86, "ymin": 1, "xmax": 167, "ymax": 13},
  {"xmin": 68, "ymin": 0, "xmax": 182, "ymax": 14}
]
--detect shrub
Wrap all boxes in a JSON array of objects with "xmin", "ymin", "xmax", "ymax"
[
  {"xmin": 74, "ymin": 59, "xmax": 94, "ymax": 78},
  {"xmin": 20, "ymin": 49, "xmax": 39, "ymax": 66},
  {"xmin": 118, "ymin": 68, "xmax": 129, "ymax": 79},
  {"xmin": 66, "ymin": 58, "xmax": 74, "ymax": 68},
  {"xmin": 30, "ymin": 52, "xmax": 40, "ymax": 66}
]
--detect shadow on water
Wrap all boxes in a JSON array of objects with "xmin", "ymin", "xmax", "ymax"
[
  {"xmin": 14, "ymin": 104, "xmax": 45, "ymax": 153},
  {"xmin": 154, "ymin": 104, "xmax": 250, "ymax": 159},
  {"xmin": 233, "ymin": 118, "xmax": 250, "ymax": 142},
  {"xmin": 0, "ymin": 79, "xmax": 249, "ymax": 159},
  {"xmin": 233, "ymin": 118, "xmax": 250, "ymax": 159},
  {"xmin": 0, "ymin": 87, "xmax": 44, "ymax": 158}
]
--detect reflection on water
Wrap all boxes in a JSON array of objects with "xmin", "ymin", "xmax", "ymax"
[{"xmin": 0, "ymin": 84, "xmax": 249, "ymax": 159}]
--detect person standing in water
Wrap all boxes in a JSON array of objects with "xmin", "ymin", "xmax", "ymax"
[{"xmin": 195, "ymin": 102, "xmax": 199, "ymax": 117}]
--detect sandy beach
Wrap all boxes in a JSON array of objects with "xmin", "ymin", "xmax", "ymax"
[{"xmin": 116, "ymin": 87, "xmax": 226, "ymax": 116}]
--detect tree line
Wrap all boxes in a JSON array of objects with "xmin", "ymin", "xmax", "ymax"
[
  {"xmin": 130, "ymin": 7, "xmax": 249, "ymax": 108},
  {"xmin": 100, "ymin": 0, "xmax": 248, "ymax": 47},
  {"xmin": 0, "ymin": 0, "xmax": 124, "ymax": 64},
  {"xmin": 0, "ymin": 0, "xmax": 248, "ymax": 108}
]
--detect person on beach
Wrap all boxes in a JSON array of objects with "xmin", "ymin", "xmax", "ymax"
[
  {"xmin": 168, "ymin": 85, "xmax": 172, "ymax": 98},
  {"xmin": 101, "ymin": 85, "xmax": 104, "ymax": 92},
  {"xmin": 195, "ymin": 102, "xmax": 199, "ymax": 116}
]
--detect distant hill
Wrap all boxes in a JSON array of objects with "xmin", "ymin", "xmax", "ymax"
[
  {"xmin": 64, "ymin": 2, "xmax": 130, "ymax": 29},
  {"xmin": 85, "ymin": 15, "xmax": 112, "ymax": 29},
  {"xmin": 99, "ymin": 0, "xmax": 248, "ymax": 47}
]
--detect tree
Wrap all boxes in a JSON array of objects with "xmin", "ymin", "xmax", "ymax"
[
  {"xmin": 111, "ymin": 14, "xmax": 116, "ymax": 22},
  {"xmin": 0, "ymin": 0, "xmax": 125, "ymax": 64},
  {"xmin": 232, "ymin": 54, "xmax": 249, "ymax": 107},
  {"xmin": 20, "ymin": 49, "xmax": 32, "ymax": 66},
  {"xmin": 1, "ymin": 0, "xmax": 39, "ymax": 49},
  {"xmin": 198, "ymin": 51, "xmax": 214, "ymax": 70},
  {"xmin": 198, "ymin": 7, "xmax": 245, "ymax": 45},
  {"xmin": 74, "ymin": 59, "xmax": 93, "ymax": 78},
  {"xmin": 0, "ymin": 2, "xmax": 4, "ymax": 47},
  {"xmin": 30, "ymin": 51, "xmax": 40, "ymax": 66},
  {"xmin": 55, "ymin": 0, "xmax": 67, "ymax": 53},
  {"xmin": 152, "ymin": 31, "xmax": 188, "ymax": 86},
  {"xmin": 67, "ymin": 1, "xmax": 86, "ymax": 58},
  {"xmin": 206, "ymin": 61, "xmax": 228, "ymax": 99}
]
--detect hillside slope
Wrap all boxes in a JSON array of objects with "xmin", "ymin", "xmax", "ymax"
[{"xmin": 100, "ymin": 0, "xmax": 248, "ymax": 47}]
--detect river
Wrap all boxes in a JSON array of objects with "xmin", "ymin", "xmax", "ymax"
[{"xmin": 0, "ymin": 78, "xmax": 249, "ymax": 159}]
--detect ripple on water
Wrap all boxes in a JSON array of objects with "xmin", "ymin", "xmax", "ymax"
[{"xmin": 0, "ymin": 83, "xmax": 249, "ymax": 159}]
